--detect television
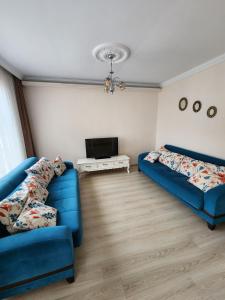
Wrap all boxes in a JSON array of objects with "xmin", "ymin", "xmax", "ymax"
[{"xmin": 85, "ymin": 137, "xmax": 118, "ymax": 159}]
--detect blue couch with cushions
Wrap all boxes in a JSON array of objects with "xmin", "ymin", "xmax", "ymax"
[
  {"xmin": 138, "ymin": 144, "xmax": 225, "ymax": 230},
  {"xmin": 0, "ymin": 157, "xmax": 82, "ymax": 299}
]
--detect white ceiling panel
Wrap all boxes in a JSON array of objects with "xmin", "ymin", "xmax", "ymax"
[{"xmin": 0, "ymin": 0, "xmax": 225, "ymax": 85}]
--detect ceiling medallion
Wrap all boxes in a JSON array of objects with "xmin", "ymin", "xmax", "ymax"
[{"xmin": 92, "ymin": 43, "xmax": 130, "ymax": 95}]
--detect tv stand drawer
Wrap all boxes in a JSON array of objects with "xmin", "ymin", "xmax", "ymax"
[
  {"xmin": 113, "ymin": 161, "xmax": 128, "ymax": 168},
  {"xmin": 98, "ymin": 162, "xmax": 113, "ymax": 170},
  {"xmin": 81, "ymin": 164, "xmax": 99, "ymax": 171}
]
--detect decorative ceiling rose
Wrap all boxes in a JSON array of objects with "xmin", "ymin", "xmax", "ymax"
[
  {"xmin": 92, "ymin": 43, "xmax": 130, "ymax": 95},
  {"xmin": 92, "ymin": 43, "xmax": 130, "ymax": 64}
]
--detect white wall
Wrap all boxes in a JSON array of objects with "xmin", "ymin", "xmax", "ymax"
[
  {"xmin": 24, "ymin": 83, "xmax": 158, "ymax": 165},
  {"xmin": 156, "ymin": 61, "xmax": 225, "ymax": 159}
]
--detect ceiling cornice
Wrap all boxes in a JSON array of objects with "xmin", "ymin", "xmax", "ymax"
[
  {"xmin": 0, "ymin": 56, "xmax": 22, "ymax": 79},
  {"xmin": 22, "ymin": 77, "xmax": 161, "ymax": 90},
  {"xmin": 160, "ymin": 52, "xmax": 225, "ymax": 88},
  {"xmin": 3, "ymin": 51, "xmax": 225, "ymax": 88}
]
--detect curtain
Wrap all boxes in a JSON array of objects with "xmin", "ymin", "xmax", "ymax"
[
  {"xmin": 0, "ymin": 67, "xmax": 26, "ymax": 177},
  {"xmin": 14, "ymin": 77, "xmax": 36, "ymax": 157}
]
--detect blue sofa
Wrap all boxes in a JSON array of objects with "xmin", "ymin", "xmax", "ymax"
[
  {"xmin": 0, "ymin": 157, "xmax": 82, "ymax": 299},
  {"xmin": 138, "ymin": 145, "xmax": 225, "ymax": 230}
]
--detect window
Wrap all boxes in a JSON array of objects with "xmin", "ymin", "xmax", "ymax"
[{"xmin": 0, "ymin": 67, "xmax": 26, "ymax": 177}]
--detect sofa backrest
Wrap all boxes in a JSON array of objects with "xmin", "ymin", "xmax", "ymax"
[
  {"xmin": 0, "ymin": 157, "xmax": 38, "ymax": 201},
  {"xmin": 165, "ymin": 145, "xmax": 225, "ymax": 166}
]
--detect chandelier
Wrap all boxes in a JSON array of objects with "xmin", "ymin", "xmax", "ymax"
[
  {"xmin": 92, "ymin": 43, "xmax": 130, "ymax": 95},
  {"xmin": 104, "ymin": 53, "xmax": 125, "ymax": 95}
]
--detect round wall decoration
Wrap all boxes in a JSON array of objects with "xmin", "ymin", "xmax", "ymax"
[
  {"xmin": 179, "ymin": 97, "xmax": 188, "ymax": 111},
  {"xmin": 193, "ymin": 100, "xmax": 202, "ymax": 112},
  {"xmin": 207, "ymin": 106, "xmax": 217, "ymax": 118}
]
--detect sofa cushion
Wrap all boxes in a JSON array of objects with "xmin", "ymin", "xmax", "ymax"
[
  {"xmin": 0, "ymin": 188, "xmax": 28, "ymax": 231},
  {"xmin": 24, "ymin": 173, "xmax": 48, "ymax": 189},
  {"xmin": 144, "ymin": 151, "xmax": 161, "ymax": 163},
  {"xmin": 158, "ymin": 146, "xmax": 170, "ymax": 154},
  {"xmin": 22, "ymin": 176, "xmax": 48, "ymax": 203},
  {"xmin": 203, "ymin": 162, "xmax": 225, "ymax": 176},
  {"xmin": 140, "ymin": 160, "xmax": 204, "ymax": 210},
  {"xmin": 176, "ymin": 156, "xmax": 205, "ymax": 177},
  {"xmin": 26, "ymin": 158, "xmax": 54, "ymax": 186},
  {"xmin": 11, "ymin": 199, "xmax": 57, "ymax": 233},
  {"xmin": 50, "ymin": 168, "xmax": 77, "ymax": 182},
  {"xmin": 53, "ymin": 156, "xmax": 66, "ymax": 176},
  {"xmin": 188, "ymin": 170, "xmax": 225, "ymax": 192},
  {"xmin": 57, "ymin": 210, "xmax": 80, "ymax": 235},
  {"xmin": 165, "ymin": 144, "xmax": 225, "ymax": 166},
  {"xmin": 0, "ymin": 157, "xmax": 38, "ymax": 201},
  {"xmin": 48, "ymin": 197, "xmax": 79, "ymax": 213},
  {"xmin": 159, "ymin": 152, "xmax": 183, "ymax": 171},
  {"xmin": 46, "ymin": 168, "xmax": 80, "ymax": 212}
]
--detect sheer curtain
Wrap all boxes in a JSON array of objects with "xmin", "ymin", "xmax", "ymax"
[{"xmin": 0, "ymin": 67, "xmax": 26, "ymax": 177}]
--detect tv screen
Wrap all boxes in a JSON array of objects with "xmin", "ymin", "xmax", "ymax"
[{"xmin": 85, "ymin": 137, "xmax": 118, "ymax": 159}]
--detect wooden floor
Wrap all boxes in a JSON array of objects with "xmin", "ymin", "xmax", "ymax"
[{"xmin": 13, "ymin": 167, "xmax": 225, "ymax": 300}]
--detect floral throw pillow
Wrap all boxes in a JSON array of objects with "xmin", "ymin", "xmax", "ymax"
[
  {"xmin": 53, "ymin": 156, "xmax": 66, "ymax": 176},
  {"xmin": 22, "ymin": 176, "xmax": 48, "ymax": 203},
  {"xmin": 144, "ymin": 151, "xmax": 161, "ymax": 163},
  {"xmin": 158, "ymin": 146, "xmax": 170, "ymax": 155},
  {"xmin": 188, "ymin": 169, "xmax": 225, "ymax": 192},
  {"xmin": 26, "ymin": 157, "xmax": 54, "ymax": 186},
  {"xmin": 0, "ymin": 188, "xmax": 28, "ymax": 231},
  {"xmin": 203, "ymin": 162, "xmax": 225, "ymax": 177},
  {"xmin": 159, "ymin": 152, "xmax": 183, "ymax": 171},
  {"xmin": 176, "ymin": 156, "xmax": 205, "ymax": 177},
  {"xmin": 167, "ymin": 153, "xmax": 184, "ymax": 171},
  {"xmin": 24, "ymin": 174, "xmax": 48, "ymax": 189},
  {"xmin": 9, "ymin": 199, "xmax": 57, "ymax": 233}
]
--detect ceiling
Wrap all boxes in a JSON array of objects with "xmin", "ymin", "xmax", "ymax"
[{"xmin": 1, "ymin": 0, "xmax": 225, "ymax": 86}]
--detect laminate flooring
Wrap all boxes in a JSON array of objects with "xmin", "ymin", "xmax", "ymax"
[{"xmin": 12, "ymin": 167, "xmax": 225, "ymax": 300}]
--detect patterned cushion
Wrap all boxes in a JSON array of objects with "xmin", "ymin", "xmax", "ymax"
[
  {"xmin": 0, "ymin": 188, "xmax": 28, "ymax": 231},
  {"xmin": 158, "ymin": 146, "xmax": 170, "ymax": 155},
  {"xmin": 9, "ymin": 199, "xmax": 57, "ymax": 233},
  {"xmin": 24, "ymin": 173, "xmax": 48, "ymax": 189},
  {"xmin": 22, "ymin": 176, "xmax": 48, "ymax": 203},
  {"xmin": 53, "ymin": 156, "xmax": 66, "ymax": 176},
  {"xmin": 188, "ymin": 169, "xmax": 225, "ymax": 192},
  {"xmin": 144, "ymin": 151, "xmax": 161, "ymax": 163},
  {"xmin": 26, "ymin": 157, "xmax": 54, "ymax": 186},
  {"xmin": 159, "ymin": 152, "xmax": 183, "ymax": 171},
  {"xmin": 203, "ymin": 162, "xmax": 225, "ymax": 177},
  {"xmin": 176, "ymin": 156, "xmax": 205, "ymax": 177}
]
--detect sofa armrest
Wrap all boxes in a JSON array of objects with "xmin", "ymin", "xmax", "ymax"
[
  {"xmin": 204, "ymin": 185, "xmax": 225, "ymax": 217},
  {"xmin": 64, "ymin": 160, "xmax": 74, "ymax": 169},
  {"xmin": 138, "ymin": 152, "xmax": 149, "ymax": 165},
  {"xmin": 0, "ymin": 226, "xmax": 74, "ymax": 288}
]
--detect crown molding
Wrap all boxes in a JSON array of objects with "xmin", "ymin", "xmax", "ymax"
[
  {"xmin": 0, "ymin": 56, "xmax": 22, "ymax": 79},
  {"xmin": 160, "ymin": 52, "xmax": 225, "ymax": 88},
  {"xmin": 22, "ymin": 77, "xmax": 161, "ymax": 90},
  {"xmin": 5, "ymin": 51, "xmax": 225, "ymax": 88}
]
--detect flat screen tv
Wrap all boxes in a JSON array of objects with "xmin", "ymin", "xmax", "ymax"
[{"xmin": 85, "ymin": 137, "xmax": 118, "ymax": 159}]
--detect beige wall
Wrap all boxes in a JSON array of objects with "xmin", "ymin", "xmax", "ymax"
[
  {"xmin": 24, "ymin": 83, "xmax": 158, "ymax": 165},
  {"xmin": 156, "ymin": 61, "xmax": 225, "ymax": 159}
]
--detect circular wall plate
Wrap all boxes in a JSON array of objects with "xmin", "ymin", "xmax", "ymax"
[
  {"xmin": 207, "ymin": 106, "xmax": 217, "ymax": 118},
  {"xmin": 92, "ymin": 43, "xmax": 130, "ymax": 64},
  {"xmin": 193, "ymin": 100, "xmax": 202, "ymax": 112},
  {"xmin": 179, "ymin": 97, "xmax": 188, "ymax": 111}
]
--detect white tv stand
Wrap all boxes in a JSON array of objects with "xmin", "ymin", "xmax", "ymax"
[{"xmin": 77, "ymin": 155, "xmax": 130, "ymax": 173}]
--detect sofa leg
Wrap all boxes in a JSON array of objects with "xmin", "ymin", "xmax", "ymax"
[
  {"xmin": 138, "ymin": 167, "xmax": 141, "ymax": 172},
  {"xmin": 207, "ymin": 223, "xmax": 216, "ymax": 231},
  {"xmin": 66, "ymin": 276, "xmax": 75, "ymax": 284}
]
